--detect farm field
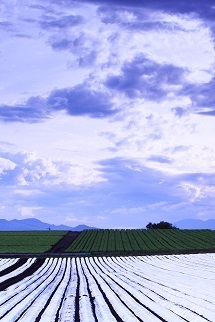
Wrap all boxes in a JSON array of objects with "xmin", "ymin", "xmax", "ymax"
[
  {"xmin": 1, "ymin": 229, "xmax": 215, "ymax": 256},
  {"xmin": 0, "ymin": 231, "xmax": 68, "ymax": 253},
  {"xmin": 66, "ymin": 229, "xmax": 215, "ymax": 254},
  {"xmin": 0, "ymin": 253, "xmax": 215, "ymax": 321}
]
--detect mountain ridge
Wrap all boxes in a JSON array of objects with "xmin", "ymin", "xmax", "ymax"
[
  {"xmin": 174, "ymin": 219, "xmax": 215, "ymax": 230},
  {"xmin": 0, "ymin": 218, "xmax": 97, "ymax": 231}
]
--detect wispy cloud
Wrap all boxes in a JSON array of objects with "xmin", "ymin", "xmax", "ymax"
[
  {"xmin": 80, "ymin": 0, "xmax": 215, "ymax": 22},
  {"xmin": 40, "ymin": 15, "xmax": 84, "ymax": 30},
  {"xmin": 147, "ymin": 155, "xmax": 172, "ymax": 164}
]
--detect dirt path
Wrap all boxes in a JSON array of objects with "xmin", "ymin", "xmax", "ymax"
[{"xmin": 46, "ymin": 231, "xmax": 81, "ymax": 253}]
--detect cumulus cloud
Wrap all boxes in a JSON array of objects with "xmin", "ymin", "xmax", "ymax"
[
  {"xmin": 50, "ymin": 31, "xmax": 99, "ymax": 68},
  {"xmin": 47, "ymin": 85, "xmax": 116, "ymax": 117},
  {"xmin": 181, "ymin": 78, "xmax": 215, "ymax": 116},
  {"xmin": 0, "ymin": 157, "xmax": 16, "ymax": 175},
  {"xmin": 105, "ymin": 55, "xmax": 185, "ymax": 99},
  {"xmin": 0, "ymin": 151, "xmax": 106, "ymax": 187},
  {"xmin": 0, "ymin": 84, "xmax": 117, "ymax": 122},
  {"xmin": 0, "ymin": 97, "xmax": 48, "ymax": 123},
  {"xmin": 0, "ymin": 152, "xmax": 57, "ymax": 186},
  {"xmin": 171, "ymin": 107, "xmax": 188, "ymax": 118}
]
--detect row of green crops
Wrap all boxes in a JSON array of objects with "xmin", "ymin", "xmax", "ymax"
[
  {"xmin": 66, "ymin": 229, "xmax": 215, "ymax": 253},
  {"xmin": 0, "ymin": 231, "xmax": 68, "ymax": 253}
]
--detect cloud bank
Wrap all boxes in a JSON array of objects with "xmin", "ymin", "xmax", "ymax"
[{"xmin": 0, "ymin": 0, "xmax": 215, "ymax": 227}]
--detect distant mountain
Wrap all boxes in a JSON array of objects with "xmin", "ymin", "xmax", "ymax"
[
  {"xmin": 174, "ymin": 219, "xmax": 215, "ymax": 230},
  {"xmin": 0, "ymin": 218, "xmax": 97, "ymax": 231}
]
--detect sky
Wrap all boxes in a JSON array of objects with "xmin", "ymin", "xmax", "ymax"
[{"xmin": 0, "ymin": 0, "xmax": 215, "ymax": 229}]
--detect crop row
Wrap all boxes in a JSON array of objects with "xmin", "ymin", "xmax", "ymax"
[
  {"xmin": 0, "ymin": 254, "xmax": 215, "ymax": 321},
  {"xmin": 0, "ymin": 231, "xmax": 68, "ymax": 253},
  {"xmin": 66, "ymin": 229, "xmax": 215, "ymax": 253}
]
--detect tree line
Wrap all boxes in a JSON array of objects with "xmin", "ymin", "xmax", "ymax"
[{"xmin": 146, "ymin": 221, "xmax": 177, "ymax": 230}]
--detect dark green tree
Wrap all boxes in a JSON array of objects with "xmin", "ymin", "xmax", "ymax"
[
  {"xmin": 146, "ymin": 221, "xmax": 177, "ymax": 229},
  {"xmin": 146, "ymin": 222, "xmax": 153, "ymax": 229}
]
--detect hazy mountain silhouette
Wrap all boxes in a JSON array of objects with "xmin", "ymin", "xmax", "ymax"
[
  {"xmin": 0, "ymin": 218, "xmax": 97, "ymax": 231},
  {"xmin": 174, "ymin": 219, "xmax": 215, "ymax": 230}
]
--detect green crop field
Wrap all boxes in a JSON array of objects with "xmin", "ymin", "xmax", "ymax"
[
  {"xmin": 65, "ymin": 229, "xmax": 215, "ymax": 254},
  {"xmin": 0, "ymin": 231, "xmax": 68, "ymax": 253},
  {"xmin": 1, "ymin": 229, "xmax": 215, "ymax": 255}
]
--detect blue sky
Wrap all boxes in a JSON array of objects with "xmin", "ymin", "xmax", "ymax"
[{"xmin": 0, "ymin": 0, "xmax": 215, "ymax": 228}]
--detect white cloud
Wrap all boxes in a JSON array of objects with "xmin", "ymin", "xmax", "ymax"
[
  {"xmin": 180, "ymin": 182, "xmax": 215, "ymax": 203},
  {"xmin": 65, "ymin": 215, "xmax": 90, "ymax": 224},
  {"xmin": 14, "ymin": 189, "xmax": 43, "ymax": 196},
  {"xmin": 0, "ymin": 150, "xmax": 108, "ymax": 187},
  {"xmin": 101, "ymin": 102, "xmax": 215, "ymax": 175},
  {"xmin": 0, "ymin": 157, "xmax": 16, "ymax": 174},
  {"xmin": 18, "ymin": 206, "xmax": 43, "ymax": 218},
  {"xmin": 96, "ymin": 216, "xmax": 106, "ymax": 220},
  {"xmin": 147, "ymin": 201, "xmax": 192, "ymax": 211},
  {"xmin": 110, "ymin": 206, "xmax": 146, "ymax": 215}
]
